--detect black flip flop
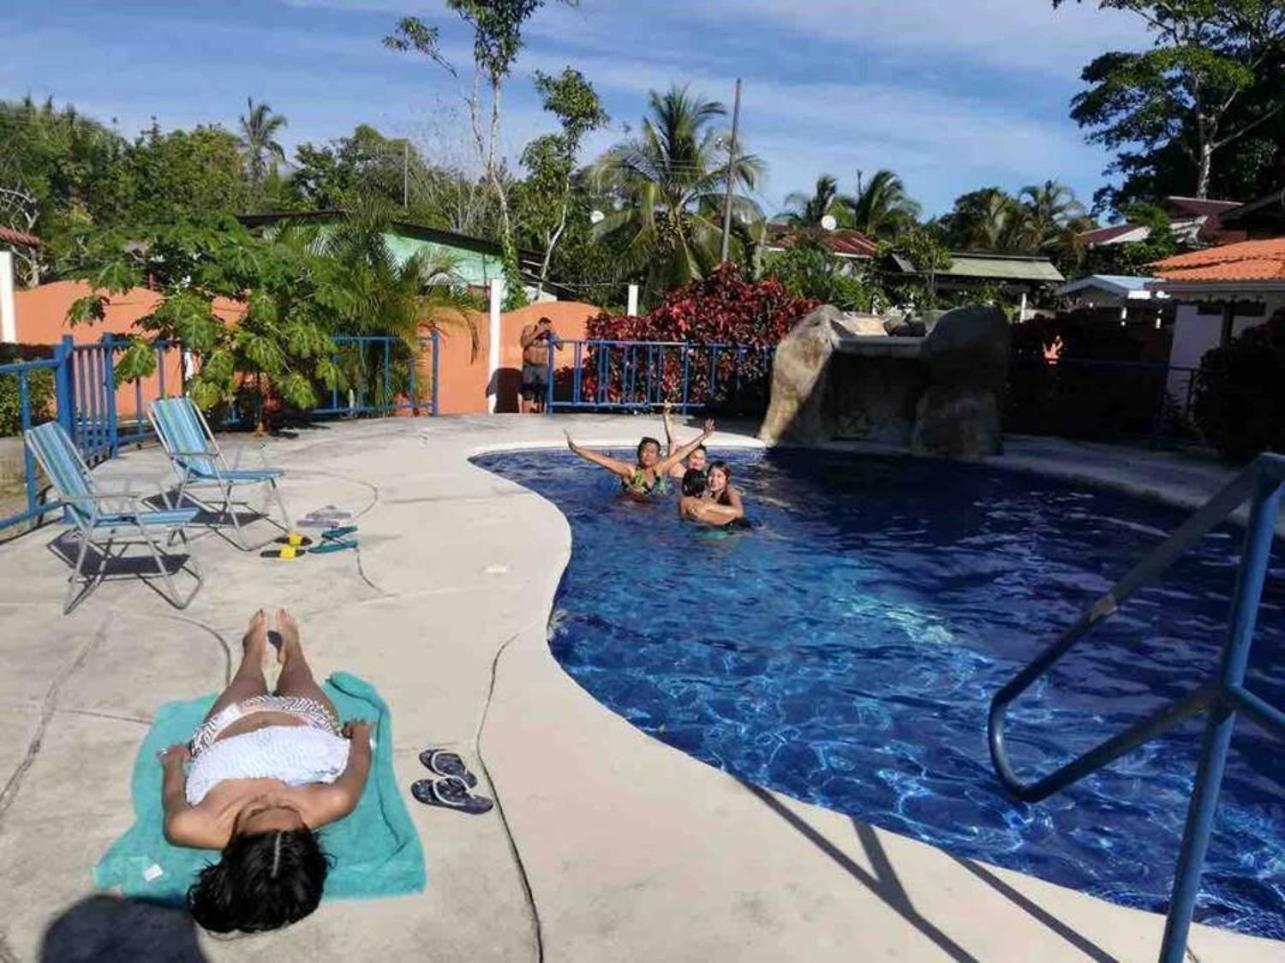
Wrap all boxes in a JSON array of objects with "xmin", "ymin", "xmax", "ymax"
[
  {"xmin": 418, "ymin": 748, "xmax": 478, "ymax": 788},
  {"xmin": 411, "ymin": 776, "xmax": 493, "ymax": 815},
  {"xmin": 274, "ymin": 534, "xmax": 314, "ymax": 547}
]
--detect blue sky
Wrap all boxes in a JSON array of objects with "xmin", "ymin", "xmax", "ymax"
[{"xmin": 3, "ymin": 0, "xmax": 1151, "ymax": 218}]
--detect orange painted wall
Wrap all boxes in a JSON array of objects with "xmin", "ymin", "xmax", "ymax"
[
  {"xmin": 13, "ymin": 281, "xmax": 243, "ymax": 419},
  {"xmin": 13, "ymin": 282, "xmax": 603, "ymax": 416}
]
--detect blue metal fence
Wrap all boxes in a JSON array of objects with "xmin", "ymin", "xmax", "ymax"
[
  {"xmin": 545, "ymin": 339, "xmax": 774, "ymax": 414},
  {"xmin": 310, "ymin": 332, "xmax": 440, "ymax": 418},
  {"xmin": 988, "ymin": 453, "xmax": 1285, "ymax": 962},
  {"xmin": 1, "ymin": 330, "xmax": 441, "ymax": 535}
]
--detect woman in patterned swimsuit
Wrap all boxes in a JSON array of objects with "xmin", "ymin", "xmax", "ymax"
[
  {"xmin": 565, "ymin": 420, "xmax": 715, "ymax": 501},
  {"xmin": 160, "ymin": 609, "xmax": 372, "ymax": 933}
]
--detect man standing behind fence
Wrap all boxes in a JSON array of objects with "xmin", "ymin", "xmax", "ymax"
[{"xmin": 519, "ymin": 317, "xmax": 561, "ymax": 414}]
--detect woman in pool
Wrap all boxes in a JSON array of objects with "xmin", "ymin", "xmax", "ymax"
[
  {"xmin": 565, "ymin": 419, "xmax": 715, "ymax": 500},
  {"xmin": 680, "ymin": 460, "xmax": 745, "ymax": 527},
  {"xmin": 160, "ymin": 609, "xmax": 371, "ymax": 934},
  {"xmin": 661, "ymin": 401, "xmax": 709, "ymax": 483}
]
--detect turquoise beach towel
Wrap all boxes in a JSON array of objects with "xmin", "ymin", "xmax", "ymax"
[{"xmin": 93, "ymin": 672, "xmax": 426, "ymax": 904}]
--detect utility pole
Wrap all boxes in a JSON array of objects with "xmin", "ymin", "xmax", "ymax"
[
  {"xmin": 402, "ymin": 140, "xmax": 410, "ymax": 209},
  {"xmin": 719, "ymin": 78, "xmax": 743, "ymax": 263}
]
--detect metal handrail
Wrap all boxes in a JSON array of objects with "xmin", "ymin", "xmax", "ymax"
[{"xmin": 988, "ymin": 452, "xmax": 1285, "ymax": 963}]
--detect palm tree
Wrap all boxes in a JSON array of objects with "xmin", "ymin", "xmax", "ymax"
[
  {"xmin": 237, "ymin": 98, "xmax": 288, "ymax": 192},
  {"xmin": 781, "ymin": 174, "xmax": 852, "ymax": 228},
  {"xmin": 943, "ymin": 187, "xmax": 1030, "ymax": 252},
  {"xmin": 1018, "ymin": 179, "xmax": 1092, "ymax": 263},
  {"xmin": 590, "ymin": 85, "xmax": 765, "ymax": 298},
  {"xmin": 843, "ymin": 169, "xmax": 921, "ymax": 240}
]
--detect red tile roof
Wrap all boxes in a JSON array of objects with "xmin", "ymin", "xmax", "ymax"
[
  {"xmin": 0, "ymin": 226, "xmax": 42, "ymax": 248},
  {"xmin": 1152, "ymin": 237, "xmax": 1285, "ymax": 281},
  {"xmin": 766, "ymin": 224, "xmax": 879, "ymax": 257}
]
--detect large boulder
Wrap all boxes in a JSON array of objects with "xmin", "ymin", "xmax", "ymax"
[
  {"xmin": 910, "ymin": 305, "xmax": 1009, "ymax": 459},
  {"xmin": 758, "ymin": 305, "xmax": 845, "ymax": 444}
]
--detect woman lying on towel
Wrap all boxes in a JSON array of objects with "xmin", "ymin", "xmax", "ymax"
[{"xmin": 159, "ymin": 608, "xmax": 371, "ymax": 933}]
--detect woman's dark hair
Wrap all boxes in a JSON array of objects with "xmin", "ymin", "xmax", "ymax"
[
  {"xmin": 636, "ymin": 436, "xmax": 662, "ymax": 460},
  {"xmin": 708, "ymin": 460, "xmax": 731, "ymax": 480},
  {"xmin": 681, "ymin": 468, "xmax": 707, "ymax": 497},
  {"xmin": 188, "ymin": 828, "xmax": 329, "ymax": 933}
]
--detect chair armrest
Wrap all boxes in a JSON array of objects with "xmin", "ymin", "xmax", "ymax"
[{"xmin": 224, "ymin": 442, "xmax": 270, "ymax": 470}]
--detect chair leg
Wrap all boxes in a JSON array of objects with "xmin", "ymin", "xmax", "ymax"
[
  {"xmin": 140, "ymin": 525, "xmax": 201, "ymax": 610},
  {"xmin": 64, "ymin": 530, "xmax": 95, "ymax": 615}
]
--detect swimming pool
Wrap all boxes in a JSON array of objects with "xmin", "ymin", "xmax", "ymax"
[{"xmin": 475, "ymin": 448, "xmax": 1285, "ymax": 937}]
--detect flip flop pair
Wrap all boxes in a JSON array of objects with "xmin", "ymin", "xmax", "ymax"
[{"xmin": 411, "ymin": 749, "xmax": 493, "ymax": 815}]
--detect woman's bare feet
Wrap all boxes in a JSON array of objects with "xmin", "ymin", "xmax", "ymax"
[
  {"xmin": 275, "ymin": 608, "xmax": 301, "ymax": 665},
  {"xmin": 244, "ymin": 609, "xmax": 269, "ymax": 659}
]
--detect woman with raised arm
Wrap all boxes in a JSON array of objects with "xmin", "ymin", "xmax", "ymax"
[
  {"xmin": 662, "ymin": 401, "xmax": 710, "ymax": 483},
  {"xmin": 680, "ymin": 460, "xmax": 746, "ymax": 527},
  {"xmin": 565, "ymin": 419, "xmax": 715, "ymax": 500}
]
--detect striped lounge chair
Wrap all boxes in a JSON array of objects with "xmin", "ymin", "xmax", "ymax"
[
  {"xmin": 24, "ymin": 421, "xmax": 203, "ymax": 613},
  {"xmin": 147, "ymin": 397, "xmax": 292, "ymax": 551}
]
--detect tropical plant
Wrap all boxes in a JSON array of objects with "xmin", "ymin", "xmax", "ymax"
[
  {"xmin": 939, "ymin": 187, "xmax": 1029, "ymax": 252},
  {"xmin": 67, "ymin": 218, "xmax": 338, "ymax": 429},
  {"xmin": 590, "ymin": 85, "xmax": 765, "ymax": 300},
  {"xmin": 237, "ymin": 98, "xmax": 288, "ymax": 193},
  {"xmin": 764, "ymin": 238, "xmax": 874, "ymax": 311},
  {"xmin": 781, "ymin": 174, "xmax": 851, "ymax": 228},
  {"xmin": 843, "ymin": 169, "xmax": 921, "ymax": 240}
]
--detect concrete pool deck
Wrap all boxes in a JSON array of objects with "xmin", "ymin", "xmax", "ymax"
[{"xmin": 0, "ymin": 414, "xmax": 1280, "ymax": 962}]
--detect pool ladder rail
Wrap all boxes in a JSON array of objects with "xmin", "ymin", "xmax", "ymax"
[{"xmin": 988, "ymin": 452, "xmax": 1285, "ymax": 963}]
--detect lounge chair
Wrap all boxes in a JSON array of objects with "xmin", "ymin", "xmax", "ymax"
[
  {"xmin": 24, "ymin": 421, "xmax": 203, "ymax": 614},
  {"xmin": 147, "ymin": 397, "xmax": 292, "ymax": 551}
]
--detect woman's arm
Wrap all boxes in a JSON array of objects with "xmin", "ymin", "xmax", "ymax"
[
  {"xmin": 160, "ymin": 745, "xmax": 222, "ymax": 848},
  {"xmin": 309, "ymin": 721, "xmax": 374, "ymax": 825},
  {"xmin": 565, "ymin": 432, "xmax": 636, "ymax": 480},
  {"xmin": 655, "ymin": 419, "xmax": 714, "ymax": 475},
  {"xmin": 662, "ymin": 403, "xmax": 675, "ymax": 455}
]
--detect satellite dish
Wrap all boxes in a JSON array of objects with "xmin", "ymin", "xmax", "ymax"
[
  {"xmin": 820, "ymin": 214, "xmax": 837, "ymax": 231},
  {"xmin": 590, "ymin": 209, "xmax": 605, "ymax": 224}
]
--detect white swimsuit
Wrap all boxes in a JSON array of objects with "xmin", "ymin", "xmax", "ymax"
[{"xmin": 185, "ymin": 696, "xmax": 350, "ymax": 806}]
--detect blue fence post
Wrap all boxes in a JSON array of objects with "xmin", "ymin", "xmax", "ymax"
[
  {"xmin": 681, "ymin": 346, "xmax": 692, "ymax": 414},
  {"xmin": 18, "ymin": 371, "xmax": 36, "ymax": 514},
  {"xmin": 431, "ymin": 329, "xmax": 440, "ymax": 416},
  {"xmin": 101, "ymin": 334, "xmax": 118, "ymax": 457},
  {"xmin": 54, "ymin": 335, "xmax": 75, "ymax": 439}
]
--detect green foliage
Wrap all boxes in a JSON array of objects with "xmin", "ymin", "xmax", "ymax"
[
  {"xmin": 1193, "ymin": 307, "xmax": 1285, "ymax": 461},
  {"xmin": 0, "ymin": 362, "xmax": 54, "ymax": 437},
  {"xmin": 515, "ymin": 67, "xmax": 609, "ymax": 292},
  {"xmin": 1056, "ymin": 0, "xmax": 1285, "ymax": 209},
  {"xmin": 845, "ymin": 170, "xmax": 921, "ymax": 240},
  {"xmin": 763, "ymin": 240, "xmax": 874, "ymax": 311},
  {"xmin": 237, "ymin": 98, "xmax": 288, "ymax": 197},
  {"xmin": 118, "ymin": 123, "xmax": 251, "ymax": 224},
  {"xmin": 591, "ymin": 85, "xmax": 765, "ymax": 302},
  {"xmin": 1082, "ymin": 202, "xmax": 1180, "ymax": 274}
]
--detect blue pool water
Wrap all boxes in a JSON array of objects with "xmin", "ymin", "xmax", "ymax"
[{"xmin": 474, "ymin": 448, "xmax": 1285, "ymax": 937}]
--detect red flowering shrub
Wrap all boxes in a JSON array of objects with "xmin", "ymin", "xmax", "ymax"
[{"xmin": 577, "ymin": 264, "xmax": 817, "ymax": 411}]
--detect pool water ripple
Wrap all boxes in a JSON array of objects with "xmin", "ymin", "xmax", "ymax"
[{"xmin": 476, "ymin": 448, "xmax": 1285, "ymax": 937}]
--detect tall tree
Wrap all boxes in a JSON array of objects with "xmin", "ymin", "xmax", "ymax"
[
  {"xmin": 237, "ymin": 98, "xmax": 288, "ymax": 194},
  {"xmin": 843, "ymin": 169, "xmax": 921, "ymax": 240},
  {"xmin": 1057, "ymin": 1, "xmax": 1285, "ymax": 203},
  {"xmin": 590, "ymin": 85, "xmax": 764, "ymax": 299},
  {"xmin": 939, "ymin": 187, "xmax": 1030, "ymax": 252},
  {"xmin": 515, "ymin": 67, "xmax": 609, "ymax": 294},
  {"xmin": 385, "ymin": 2, "xmax": 576, "ymax": 308},
  {"xmin": 781, "ymin": 174, "xmax": 852, "ymax": 228}
]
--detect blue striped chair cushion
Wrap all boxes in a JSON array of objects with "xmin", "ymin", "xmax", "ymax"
[
  {"xmin": 150, "ymin": 398, "xmax": 219, "ymax": 478},
  {"xmin": 25, "ymin": 422, "xmax": 93, "ymax": 503}
]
